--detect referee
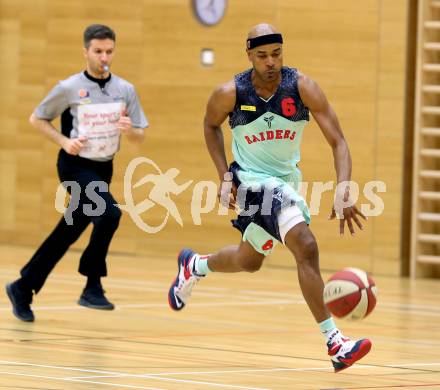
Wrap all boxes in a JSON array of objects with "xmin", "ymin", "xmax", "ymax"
[{"xmin": 6, "ymin": 24, "xmax": 148, "ymax": 322}]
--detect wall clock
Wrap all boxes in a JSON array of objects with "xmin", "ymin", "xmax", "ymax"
[{"xmin": 192, "ymin": 0, "xmax": 227, "ymax": 26}]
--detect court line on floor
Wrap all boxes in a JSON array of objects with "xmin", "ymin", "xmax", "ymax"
[
  {"xmin": 0, "ymin": 299, "xmax": 303, "ymax": 312},
  {"xmin": 0, "ymin": 370, "xmax": 268, "ymax": 390},
  {"xmin": 0, "ymin": 371, "xmax": 164, "ymax": 390},
  {"xmin": 1, "ymin": 359, "xmax": 440, "ymax": 387},
  {"xmin": 322, "ymin": 383, "xmax": 440, "ymax": 389},
  {"xmin": 387, "ymin": 363, "xmax": 440, "ymax": 368},
  {"xmin": 64, "ymin": 362, "xmax": 440, "ymax": 379},
  {"xmin": 65, "ymin": 366, "xmax": 335, "ymax": 379},
  {"xmin": 1, "ymin": 299, "xmax": 440, "ymax": 320},
  {"xmin": 0, "ymin": 361, "xmax": 269, "ymax": 390}
]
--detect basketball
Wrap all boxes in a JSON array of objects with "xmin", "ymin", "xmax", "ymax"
[{"xmin": 323, "ymin": 268, "xmax": 377, "ymax": 320}]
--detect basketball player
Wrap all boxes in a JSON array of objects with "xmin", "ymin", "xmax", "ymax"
[
  {"xmin": 168, "ymin": 23, "xmax": 371, "ymax": 372},
  {"xmin": 6, "ymin": 24, "xmax": 148, "ymax": 322}
]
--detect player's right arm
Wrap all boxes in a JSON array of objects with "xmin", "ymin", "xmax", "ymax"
[
  {"xmin": 29, "ymin": 82, "xmax": 86, "ymax": 155},
  {"xmin": 204, "ymin": 80, "xmax": 236, "ymax": 208},
  {"xmin": 29, "ymin": 114, "xmax": 86, "ymax": 155}
]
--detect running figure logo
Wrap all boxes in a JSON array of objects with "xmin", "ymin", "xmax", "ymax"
[{"xmin": 119, "ymin": 157, "xmax": 193, "ymax": 233}]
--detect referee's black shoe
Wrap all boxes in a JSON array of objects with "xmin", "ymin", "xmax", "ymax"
[
  {"xmin": 78, "ymin": 285, "xmax": 115, "ymax": 310},
  {"xmin": 5, "ymin": 282, "xmax": 35, "ymax": 322}
]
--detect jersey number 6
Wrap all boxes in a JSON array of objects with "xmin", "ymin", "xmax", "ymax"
[{"xmin": 281, "ymin": 97, "xmax": 296, "ymax": 116}]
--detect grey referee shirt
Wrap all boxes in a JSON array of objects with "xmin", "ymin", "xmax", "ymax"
[{"xmin": 34, "ymin": 72, "xmax": 148, "ymax": 161}]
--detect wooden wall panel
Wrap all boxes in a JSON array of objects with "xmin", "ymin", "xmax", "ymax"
[
  {"xmin": 0, "ymin": 17, "xmax": 20, "ymax": 242},
  {"xmin": 372, "ymin": 1, "xmax": 408, "ymax": 275},
  {"xmin": 0, "ymin": 0, "xmax": 407, "ymax": 276}
]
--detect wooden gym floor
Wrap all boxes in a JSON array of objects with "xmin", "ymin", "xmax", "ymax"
[{"xmin": 0, "ymin": 244, "xmax": 439, "ymax": 390}]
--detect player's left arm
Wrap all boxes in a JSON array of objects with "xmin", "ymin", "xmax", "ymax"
[
  {"xmin": 119, "ymin": 85, "xmax": 148, "ymax": 143},
  {"xmin": 118, "ymin": 110, "xmax": 145, "ymax": 143},
  {"xmin": 298, "ymin": 72, "xmax": 366, "ymax": 236}
]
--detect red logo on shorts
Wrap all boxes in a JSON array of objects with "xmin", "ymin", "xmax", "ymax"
[{"xmin": 262, "ymin": 239, "xmax": 273, "ymax": 251}]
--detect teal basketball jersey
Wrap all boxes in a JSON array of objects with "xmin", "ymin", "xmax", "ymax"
[{"xmin": 228, "ymin": 67, "xmax": 309, "ymax": 185}]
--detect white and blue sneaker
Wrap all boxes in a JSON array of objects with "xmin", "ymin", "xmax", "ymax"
[{"xmin": 168, "ymin": 249, "xmax": 204, "ymax": 311}]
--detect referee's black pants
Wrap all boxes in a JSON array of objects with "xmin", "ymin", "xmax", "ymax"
[{"xmin": 20, "ymin": 150, "xmax": 122, "ymax": 293}]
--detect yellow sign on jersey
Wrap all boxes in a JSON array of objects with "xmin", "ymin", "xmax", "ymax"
[{"xmin": 240, "ymin": 105, "xmax": 256, "ymax": 111}]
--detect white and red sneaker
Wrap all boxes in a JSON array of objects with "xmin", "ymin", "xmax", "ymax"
[
  {"xmin": 328, "ymin": 336, "xmax": 372, "ymax": 372},
  {"xmin": 168, "ymin": 249, "xmax": 204, "ymax": 311}
]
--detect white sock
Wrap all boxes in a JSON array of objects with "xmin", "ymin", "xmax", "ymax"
[
  {"xmin": 192, "ymin": 254, "xmax": 212, "ymax": 276},
  {"xmin": 319, "ymin": 317, "xmax": 343, "ymax": 344},
  {"xmin": 326, "ymin": 329, "xmax": 344, "ymax": 345}
]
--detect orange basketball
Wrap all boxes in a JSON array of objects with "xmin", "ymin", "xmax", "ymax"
[{"xmin": 323, "ymin": 268, "xmax": 377, "ymax": 320}]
